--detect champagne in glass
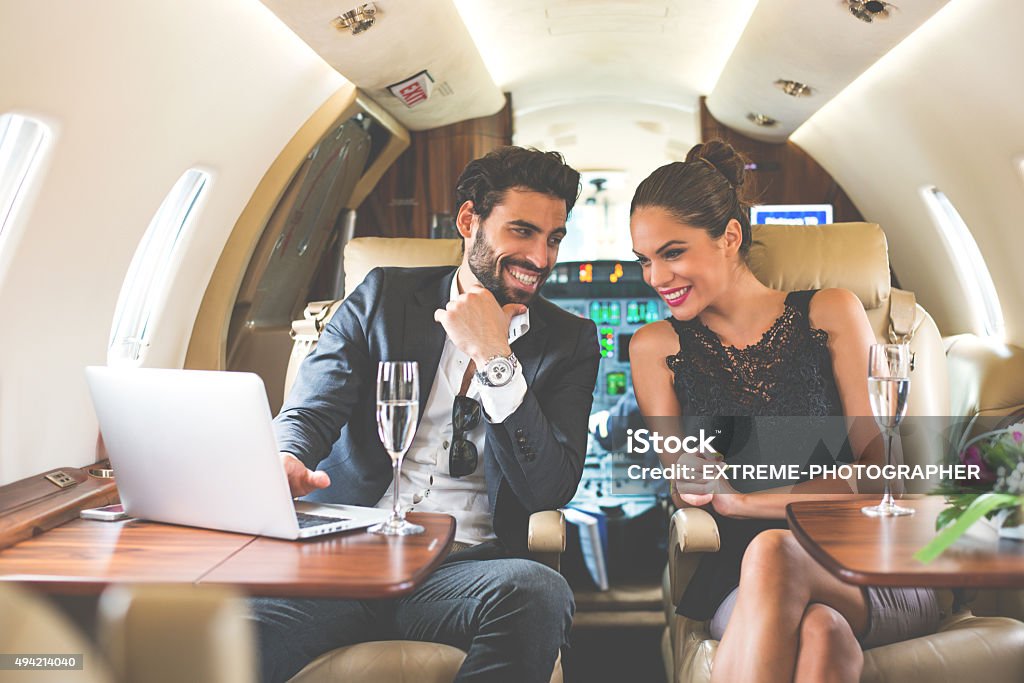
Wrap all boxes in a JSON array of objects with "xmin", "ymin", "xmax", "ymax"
[
  {"xmin": 862, "ymin": 344, "xmax": 915, "ymax": 517},
  {"xmin": 377, "ymin": 399, "xmax": 417, "ymax": 460},
  {"xmin": 369, "ymin": 361, "xmax": 424, "ymax": 535},
  {"xmin": 867, "ymin": 376, "xmax": 910, "ymax": 431}
]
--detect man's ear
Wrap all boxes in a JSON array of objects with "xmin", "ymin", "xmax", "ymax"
[{"xmin": 455, "ymin": 201, "xmax": 477, "ymax": 239}]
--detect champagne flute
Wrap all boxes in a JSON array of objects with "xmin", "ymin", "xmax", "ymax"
[
  {"xmin": 862, "ymin": 344, "xmax": 915, "ymax": 517},
  {"xmin": 369, "ymin": 361, "xmax": 424, "ymax": 535}
]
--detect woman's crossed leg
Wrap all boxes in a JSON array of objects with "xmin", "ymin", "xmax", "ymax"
[{"xmin": 711, "ymin": 529, "xmax": 867, "ymax": 683}]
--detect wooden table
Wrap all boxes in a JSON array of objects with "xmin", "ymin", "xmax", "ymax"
[
  {"xmin": 786, "ymin": 497, "xmax": 1024, "ymax": 588},
  {"xmin": 0, "ymin": 512, "xmax": 455, "ymax": 599}
]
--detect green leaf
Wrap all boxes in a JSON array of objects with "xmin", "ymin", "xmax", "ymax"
[
  {"xmin": 946, "ymin": 493, "xmax": 980, "ymax": 509},
  {"xmin": 915, "ymin": 493, "xmax": 1021, "ymax": 564},
  {"xmin": 935, "ymin": 506, "xmax": 960, "ymax": 531}
]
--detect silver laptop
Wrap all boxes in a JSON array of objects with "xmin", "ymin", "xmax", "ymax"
[{"xmin": 84, "ymin": 366, "xmax": 388, "ymax": 539}]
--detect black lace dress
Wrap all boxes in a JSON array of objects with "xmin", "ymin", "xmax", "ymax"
[{"xmin": 668, "ymin": 290, "xmax": 850, "ymax": 619}]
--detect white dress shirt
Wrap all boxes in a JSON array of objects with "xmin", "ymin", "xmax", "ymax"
[{"xmin": 374, "ymin": 269, "xmax": 529, "ymax": 544}]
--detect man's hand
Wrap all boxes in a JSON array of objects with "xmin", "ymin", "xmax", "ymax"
[
  {"xmin": 434, "ymin": 285, "xmax": 526, "ymax": 365},
  {"xmin": 280, "ymin": 452, "xmax": 330, "ymax": 498},
  {"xmin": 589, "ymin": 410, "xmax": 611, "ymax": 438}
]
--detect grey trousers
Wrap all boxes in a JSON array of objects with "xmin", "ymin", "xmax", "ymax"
[{"xmin": 248, "ymin": 556, "xmax": 574, "ymax": 683}]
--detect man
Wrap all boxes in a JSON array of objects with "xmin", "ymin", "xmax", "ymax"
[{"xmin": 253, "ymin": 146, "xmax": 600, "ymax": 683}]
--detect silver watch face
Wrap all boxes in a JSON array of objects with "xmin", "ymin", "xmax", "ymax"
[{"xmin": 484, "ymin": 357, "xmax": 514, "ymax": 386}]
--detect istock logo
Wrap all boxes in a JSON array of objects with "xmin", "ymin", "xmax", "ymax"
[{"xmin": 626, "ymin": 429, "xmax": 717, "ymax": 455}]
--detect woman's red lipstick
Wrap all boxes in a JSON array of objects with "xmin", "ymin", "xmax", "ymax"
[{"xmin": 659, "ymin": 286, "xmax": 691, "ymax": 307}]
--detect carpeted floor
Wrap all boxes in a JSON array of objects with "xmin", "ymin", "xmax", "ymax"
[{"xmin": 563, "ymin": 623, "xmax": 667, "ymax": 683}]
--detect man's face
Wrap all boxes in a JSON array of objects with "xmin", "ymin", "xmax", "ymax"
[{"xmin": 460, "ymin": 188, "xmax": 568, "ymax": 305}]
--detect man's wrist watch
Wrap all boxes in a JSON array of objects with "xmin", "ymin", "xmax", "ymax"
[{"xmin": 475, "ymin": 352, "xmax": 518, "ymax": 388}]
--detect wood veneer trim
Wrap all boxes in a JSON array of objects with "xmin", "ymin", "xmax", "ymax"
[
  {"xmin": 787, "ymin": 500, "xmax": 1024, "ymax": 588},
  {"xmin": 0, "ymin": 465, "xmax": 118, "ymax": 550},
  {"xmin": 785, "ymin": 502, "xmax": 854, "ymax": 581}
]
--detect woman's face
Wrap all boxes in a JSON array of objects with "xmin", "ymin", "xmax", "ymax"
[{"xmin": 630, "ymin": 206, "xmax": 740, "ymax": 320}]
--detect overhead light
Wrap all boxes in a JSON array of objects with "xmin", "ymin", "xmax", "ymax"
[
  {"xmin": 847, "ymin": 0, "xmax": 896, "ymax": 23},
  {"xmin": 774, "ymin": 79, "xmax": 813, "ymax": 97},
  {"xmin": 747, "ymin": 112, "xmax": 778, "ymax": 127},
  {"xmin": 588, "ymin": 177, "xmax": 607, "ymax": 200},
  {"xmin": 332, "ymin": 3, "xmax": 377, "ymax": 35}
]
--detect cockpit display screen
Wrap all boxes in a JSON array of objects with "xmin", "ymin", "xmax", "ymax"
[{"xmin": 606, "ymin": 371, "xmax": 627, "ymax": 396}]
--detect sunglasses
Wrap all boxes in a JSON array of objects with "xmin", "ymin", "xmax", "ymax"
[{"xmin": 449, "ymin": 395, "xmax": 481, "ymax": 478}]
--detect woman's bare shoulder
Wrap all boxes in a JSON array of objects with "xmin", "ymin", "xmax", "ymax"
[
  {"xmin": 629, "ymin": 320, "xmax": 679, "ymax": 358},
  {"xmin": 807, "ymin": 287, "xmax": 867, "ymax": 334}
]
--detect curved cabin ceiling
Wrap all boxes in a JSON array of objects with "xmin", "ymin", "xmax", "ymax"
[
  {"xmin": 257, "ymin": 0, "xmax": 505, "ymax": 130},
  {"xmin": 259, "ymin": 0, "xmax": 954, "ymax": 190},
  {"xmin": 452, "ymin": 0, "xmax": 757, "ymax": 199},
  {"xmin": 707, "ymin": 0, "xmax": 949, "ymax": 142}
]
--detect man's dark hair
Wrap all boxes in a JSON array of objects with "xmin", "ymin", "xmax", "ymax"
[{"xmin": 454, "ymin": 146, "xmax": 581, "ymax": 221}]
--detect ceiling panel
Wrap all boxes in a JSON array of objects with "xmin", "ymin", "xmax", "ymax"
[
  {"xmin": 706, "ymin": 0, "xmax": 950, "ymax": 142},
  {"xmin": 258, "ymin": 0, "xmax": 504, "ymax": 130}
]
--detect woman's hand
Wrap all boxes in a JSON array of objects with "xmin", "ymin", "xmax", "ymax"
[
  {"xmin": 675, "ymin": 490, "xmax": 715, "ymax": 507},
  {"xmin": 671, "ymin": 451, "xmax": 741, "ymax": 511}
]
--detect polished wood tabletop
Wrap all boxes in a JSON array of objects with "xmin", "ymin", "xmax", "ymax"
[
  {"xmin": 786, "ymin": 497, "xmax": 1024, "ymax": 588},
  {"xmin": 0, "ymin": 512, "xmax": 455, "ymax": 598},
  {"xmin": 202, "ymin": 514, "xmax": 456, "ymax": 598}
]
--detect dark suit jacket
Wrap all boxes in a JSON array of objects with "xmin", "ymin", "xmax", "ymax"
[{"xmin": 273, "ymin": 266, "xmax": 600, "ymax": 553}]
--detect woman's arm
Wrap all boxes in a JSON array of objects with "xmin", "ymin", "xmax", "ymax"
[
  {"xmin": 714, "ymin": 289, "xmax": 884, "ymax": 519},
  {"xmin": 629, "ymin": 322, "xmax": 684, "ymax": 461},
  {"xmin": 811, "ymin": 288, "xmax": 884, "ymax": 470},
  {"xmin": 630, "ymin": 322, "xmax": 721, "ymax": 506}
]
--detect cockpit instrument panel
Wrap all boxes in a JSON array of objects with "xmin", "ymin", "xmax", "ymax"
[{"xmin": 542, "ymin": 260, "xmax": 665, "ymax": 414}]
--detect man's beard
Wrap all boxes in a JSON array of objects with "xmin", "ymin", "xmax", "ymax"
[{"xmin": 467, "ymin": 228, "xmax": 547, "ymax": 306}]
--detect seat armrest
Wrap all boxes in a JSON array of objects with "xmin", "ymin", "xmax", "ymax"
[
  {"xmin": 528, "ymin": 510, "xmax": 566, "ymax": 553},
  {"xmin": 528, "ymin": 510, "xmax": 565, "ymax": 571},
  {"xmin": 669, "ymin": 507, "xmax": 721, "ymax": 554},
  {"xmin": 668, "ymin": 507, "xmax": 721, "ymax": 608}
]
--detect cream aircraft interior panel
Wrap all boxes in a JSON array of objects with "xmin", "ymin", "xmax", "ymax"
[
  {"xmin": 0, "ymin": 0, "xmax": 347, "ymax": 484},
  {"xmin": 706, "ymin": 0, "xmax": 950, "ymax": 142},
  {"xmin": 793, "ymin": 0, "xmax": 1024, "ymax": 344},
  {"xmin": 258, "ymin": 0, "xmax": 506, "ymax": 131}
]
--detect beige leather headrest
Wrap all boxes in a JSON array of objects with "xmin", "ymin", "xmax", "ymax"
[
  {"xmin": 749, "ymin": 223, "xmax": 890, "ymax": 310},
  {"xmin": 343, "ymin": 237, "xmax": 463, "ymax": 297},
  {"xmin": 342, "ymin": 226, "xmax": 891, "ymax": 310}
]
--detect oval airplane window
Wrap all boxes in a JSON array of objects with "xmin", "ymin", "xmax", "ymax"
[
  {"xmin": 0, "ymin": 113, "xmax": 50, "ymax": 257},
  {"xmin": 921, "ymin": 187, "xmax": 1004, "ymax": 338},
  {"xmin": 108, "ymin": 169, "xmax": 209, "ymax": 365}
]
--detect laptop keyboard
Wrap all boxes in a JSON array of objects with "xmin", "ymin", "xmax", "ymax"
[{"xmin": 295, "ymin": 511, "xmax": 351, "ymax": 529}]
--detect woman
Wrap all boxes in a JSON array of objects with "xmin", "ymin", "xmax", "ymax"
[{"xmin": 628, "ymin": 140, "xmax": 940, "ymax": 682}]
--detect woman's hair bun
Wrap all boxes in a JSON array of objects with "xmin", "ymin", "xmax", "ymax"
[
  {"xmin": 684, "ymin": 140, "xmax": 747, "ymax": 189},
  {"xmin": 631, "ymin": 138, "xmax": 755, "ymax": 260}
]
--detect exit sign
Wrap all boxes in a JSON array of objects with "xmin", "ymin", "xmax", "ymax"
[{"xmin": 387, "ymin": 70, "xmax": 434, "ymax": 108}]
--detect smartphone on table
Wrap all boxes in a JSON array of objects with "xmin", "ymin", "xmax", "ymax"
[{"xmin": 79, "ymin": 503, "xmax": 130, "ymax": 521}]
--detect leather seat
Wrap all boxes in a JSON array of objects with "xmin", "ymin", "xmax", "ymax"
[
  {"xmin": 661, "ymin": 223, "xmax": 1024, "ymax": 683},
  {"xmin": 98, "ymin": 584, "xmax": 257, "ymax": 683},
  {"xmin": 749, "ymin": 222, "xmax": 950, "ymax": 479},
  {"xmin": 292, "ymin": 642, "xmax": 563, "ymax": 683},
  {"xmin": 944, "ymin": 333, "xmax": 1024, "ymax": 622},
  {"xmin": 285, "ymin": 236, "xmax": 564, "ymax": 683},
  {"xmin": 945, "ymin": 332, "xmax": 1024, "ymax": 426},
  {"xmin": 0, "ymin": 583, "xmax": 114, "ymax": 683},
  {"xmin": 0, "ymin": 582, "xmax": 258, "ymax": 683}
]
